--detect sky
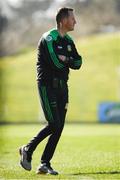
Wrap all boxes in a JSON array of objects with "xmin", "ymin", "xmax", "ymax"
[
  {"xmin": 7, "ymin": 0, "xmax": 85, "ymax": 8},
  {"xmin": 2, "ymin": 0, "xmax": 67, "ymax": 18},
  {"xmin": 7, "ymin": 0, "xmax": 66, "ymax": 7},
  {"xmin": 7, "ymin": 0, "xmax": 23, "ymax": 7}
]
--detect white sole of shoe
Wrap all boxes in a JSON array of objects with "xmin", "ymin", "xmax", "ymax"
[{"xmin": 19, "ymin": 147, "xmax": 31, "ymax": 171}]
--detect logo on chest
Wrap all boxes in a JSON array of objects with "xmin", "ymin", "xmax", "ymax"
[
  {"xmin": 67, "ymin": 45, "xmax": 72, "ymax": 52},
  {"xmin": 57, "ymin": 46, "xmax": 63, "ymax": 49}
]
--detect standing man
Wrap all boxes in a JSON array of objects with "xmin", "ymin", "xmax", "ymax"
[{"xmin": 19, "ymin": 7, "xmax": 82, "ymax": 175}]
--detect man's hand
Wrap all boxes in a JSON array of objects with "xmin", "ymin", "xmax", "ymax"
[
  {"xmin": 58, "ymin": 55, "xmax": 69, "ymax": 63},
  {"xmin": 58, "ymin": 55, "xmax": 66, "ymax": 62}
]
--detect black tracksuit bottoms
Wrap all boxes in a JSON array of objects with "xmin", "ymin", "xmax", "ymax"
[{"xmin": 26, "ymin": 79, "xmax": 68, "ymax": 164}]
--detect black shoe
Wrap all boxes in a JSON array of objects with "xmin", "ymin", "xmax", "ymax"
[
  {"xmin": 19, "ymin": 145, "xmax": 32, "ymax": 171},
  {"xmin": 36, "ymin": 163, "xmax": 58, "ymax": 175}
]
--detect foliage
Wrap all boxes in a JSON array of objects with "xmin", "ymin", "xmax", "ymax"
[{"xmin": 1, "ymin": 0, "xmax": 120, "ymax": 56}]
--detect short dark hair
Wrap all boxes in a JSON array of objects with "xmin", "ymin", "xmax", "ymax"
[{"xmin": 56, "ymin": 7, "xmax": 73, "ymax": 25}]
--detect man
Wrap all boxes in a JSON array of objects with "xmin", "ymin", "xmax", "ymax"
[{"xmin": 19, "ymin": 7, "xmax": 82, "ymax": 175}]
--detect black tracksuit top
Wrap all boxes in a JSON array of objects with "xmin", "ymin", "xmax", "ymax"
[{"xmin": 37, "ymin": 28, "xmax": 82, "ymax": 83}]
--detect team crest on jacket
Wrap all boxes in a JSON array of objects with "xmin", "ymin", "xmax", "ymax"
[
  {"xmin": 46, "ymin": 35, "xmax": 52, "ymax": 41},
  {"xmin": 67, "ymin": 45, "xmax": 72, "ymax": 51}
]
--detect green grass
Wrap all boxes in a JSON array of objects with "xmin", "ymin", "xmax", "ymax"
[
  {"xmin": 0, "ymin": 33, "xmax": 120, "ymax": 122},
  {"xmin": 0, "ymin": 124, "xmax": 120, "ymax": 179}
]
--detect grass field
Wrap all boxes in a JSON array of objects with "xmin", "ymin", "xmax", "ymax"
[
  {"xmin": 0, "ymin": 124, "xmax": 120, "ymax": 179},
  {"xmin": 0, "ymin": 33, "xmax": 120, "ymax": 123}
]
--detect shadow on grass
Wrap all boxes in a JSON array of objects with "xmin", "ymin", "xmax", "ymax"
[{"xmin": 72, "ymin": 171, "xmax": 120, "ymax": 175}]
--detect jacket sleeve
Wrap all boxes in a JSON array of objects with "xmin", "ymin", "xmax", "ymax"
[
  {"xmin": 68, "ymin": 42, "xmax": 82, "ymax": 70},
  {"xmin": 41, "ymin": 35, "xmax": 66, "ymax": 71}
]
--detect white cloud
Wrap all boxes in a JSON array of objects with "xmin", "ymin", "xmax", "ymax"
[{"xmin": 7, "ymin": 0, "xmax": 23, "ymax": 7}]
